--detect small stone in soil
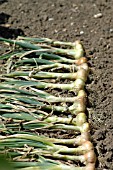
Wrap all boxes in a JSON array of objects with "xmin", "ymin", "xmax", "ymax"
[{"xmin": 94, "ymin": 13, "xmax": 103, "ymax": 18}]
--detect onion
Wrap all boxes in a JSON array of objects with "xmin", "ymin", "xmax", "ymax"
[
  {"xmin": 78, "ymin": 90, "xmax": 87, "ymax": 98},
  {"xmin": 81, "ymin": 123, "xmax": 90, "ymax": 133},
  {"xmin": 76, "ymin": 57, "xmax": 87, "ymax": 65},
  {"xmin": 82, "ymin": 141, "xmax": 94, "ymax": 152},
  {"xmin": 84, "ymin": 150, "xmax": 96, "ymax": 164},
  {"xmin": 76, "ymin": 113, "xmax": 87, "ymax": 126},
  {"xmin": 73, "ymin": 41, "xmax": 84, "ymax": 59},
  {"xmin": 77, "ymin": 97, "xmax": 87, "ymax": 112},
  {"xmin": 78, "ymin": 63, "xmax": 89, "ymax": 73},
  {"xmin": 76, "ymin": 68, "xmax": 88, "ymax": 82},
  {"xmin": 69, "ymin": 97, "xmax": 86, "ymax": 114},
  {"xmin": 73, "ymin": 132, "xmax": 90, "ymax": 146},
  {"xmin": 81, "ymin": 132, "xmax": 91, "ymax": 142},
  {"xmin": 73, "ymin": 78, "xmax": 85, "ymax": 91}
]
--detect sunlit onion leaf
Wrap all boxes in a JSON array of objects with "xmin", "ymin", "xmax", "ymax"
[{"xmin": 0, "ymin": 38, "xmax": 42, "ymax": 50}]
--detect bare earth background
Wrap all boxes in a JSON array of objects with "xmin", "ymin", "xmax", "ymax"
[{"xmin": 0, "ymin": 0, "xmax": 113, "ymax": 169}]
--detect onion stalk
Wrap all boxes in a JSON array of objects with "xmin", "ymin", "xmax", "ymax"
[
  {"xmin": 2, "ymin": 68, "xmax": 88, "ymax": 85},
  {"xmin": 0, "ymin": 78, "xmax": 85, "ymax": 91},
  {"xmin": 17, "ymin": 36, "xmax": 81, "ymax": 48},
  {"xmin": 0, "ymin": 37, "xmax": 84, "ymax": 59},
  {"xmin": 17, "ymin": 37, "xmax": 85, "ymax": 59}
]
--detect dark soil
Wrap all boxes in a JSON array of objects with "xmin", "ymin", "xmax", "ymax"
[{"xmin": 0, "ymin": 0, "xmax": 113, "ymax": 169}]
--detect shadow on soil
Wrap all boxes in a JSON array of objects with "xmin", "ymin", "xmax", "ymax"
[
  {"xmin": 0, "ymin": 0, "xmax": 8, "ymax": 5},
  {"xmin": 0, "ymin": 12, "xmax": 24, "ymax": 38}
]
